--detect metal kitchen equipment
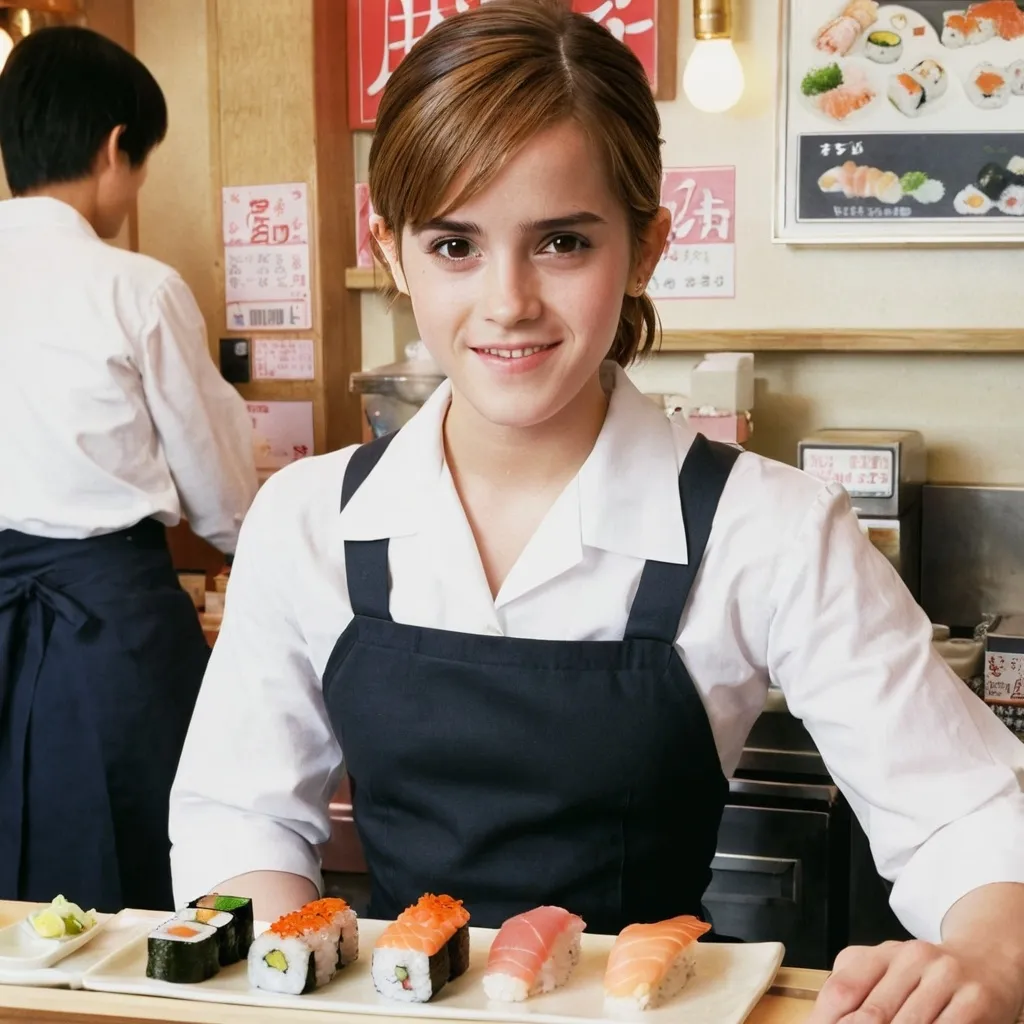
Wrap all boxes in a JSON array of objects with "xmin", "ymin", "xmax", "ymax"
[{"xmin": 797, "ymin": 429, "xmax": 928, "ymax": 601}]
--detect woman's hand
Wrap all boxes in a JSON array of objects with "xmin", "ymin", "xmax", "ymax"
[{"xmin": 806, "ymin": 938, "xmax": 1024, "ymax": 1024}]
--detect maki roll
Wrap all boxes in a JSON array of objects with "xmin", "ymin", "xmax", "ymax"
[
  {"xmin": 966, "ymin": 64, "xmax": 1010, "ymax": 108},
  {"xmin": 910, "ymin": 59, "xmax": 948, "ymax": 99},
  {"xmin": 147, "ymin": 920, "xmax": 220, "ymax": 984},
  {"xmin": 175, "ymin": 908, "xmax": 238, "ymax": 966},
  {"xmin": 865, "ymin": 30, "xmax": 903, "ymax": 63},
  {"xmin": 887, "ymin": 72, "xmax": 929, "ymax": 116},
  {"xmin": 372, "ymin": 894, "xmax": 471, "ymax": 1003},
  {"xmin": 248, "ymin": 898, "xmax": 358, "ymax": 995},
  {"xmin": 978, "ymin": 162, "xmax": 1012, "ymax": 200},
  {"xmin": 189, "ymin": 894, "xmax": 254, "ymax": 959},
  {"xmin": 483, "ymin": 906, "xmax": 586, "ymax": 1002},
  {"xmin": 1009, "ymin": 59, "xmax": 1024, "ymax": 96}
]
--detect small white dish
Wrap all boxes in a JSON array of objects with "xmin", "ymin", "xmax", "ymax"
[{"xmin": 0, "ymin": 911, "xmax": 112, "ymax": 971}]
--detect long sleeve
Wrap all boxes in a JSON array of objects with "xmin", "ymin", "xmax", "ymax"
[
  {"xmin": 139, "ymin": 275, "xmax": 258, "ymax": 553},
  {"xmin": 168, "ymin": 459, "xmax": 345, "ymax": 906},
  {"xmin": 767, "ymin": 482, "xmax": 1024, "ymax": 942}
]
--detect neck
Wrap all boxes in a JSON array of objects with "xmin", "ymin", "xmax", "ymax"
[
  {"xmin": 443, "ymin": 369, "xmax": 611, "ymax": 490},
  {"xmin": 22, "ymin": 179, "xmax": 99, "ymax": 232}
]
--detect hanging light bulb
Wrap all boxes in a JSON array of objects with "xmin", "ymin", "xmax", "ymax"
[
  {"xmin": 0, "ymin": 28, "xmax": 13, "ymax": 72},
  {"xmin": 683, "ymin": 0, "xmax": 745, "ymax": 114}
]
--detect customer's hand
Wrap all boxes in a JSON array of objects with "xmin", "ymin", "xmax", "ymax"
[{"xmin": 806, "ymin": 938, "xmax": 1024, "ymax": 1023}]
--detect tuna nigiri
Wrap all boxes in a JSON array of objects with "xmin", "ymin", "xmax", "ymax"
[
  {"xmin": 483, "ymin": 906, "xmax": 586, "ymax": 1002},
  {"xmin": 372, "ymin": 894, "xmax": 471, "ymax": 1003},
  {"xmin": 603, "ymin": 915, "xmax": 711, "ymax": 1011}
]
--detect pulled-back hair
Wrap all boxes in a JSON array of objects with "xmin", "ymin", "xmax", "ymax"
[{"xmin": 369, "ymin": 0, "xmax": 663, "ymax": 366}]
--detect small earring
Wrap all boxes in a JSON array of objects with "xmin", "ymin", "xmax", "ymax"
[{"xmin": 635, "ymin": 277, "xmax": 646, "ymax": 296}]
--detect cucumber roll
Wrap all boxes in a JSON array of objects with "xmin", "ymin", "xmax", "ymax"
[
  {"xmin": 189, "ymin": 894, "xmax": 254, "ymax": 958},
  {"xmin": 146, "ymin": 920, "xmax": 220, "ymax": 984}
]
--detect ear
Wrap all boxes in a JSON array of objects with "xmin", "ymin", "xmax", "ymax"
[
  {"xmin": 370, "ymin": 213, "xmax": 409, "ymax": 295},
  {"xmin": 629, "ymin": 207, "xmax": 671, "ymax": 296},
  {"xmin": 97, "ymin": 126, "xmax": 127, "ymax": 174}
]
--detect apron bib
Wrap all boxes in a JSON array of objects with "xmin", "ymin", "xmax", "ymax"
[{"xmin": 323, "ymin": 433, "xmax": 739, "ymax": 934}]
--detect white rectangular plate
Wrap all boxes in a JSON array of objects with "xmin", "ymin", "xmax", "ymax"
[
  {"xmin": 0, "ymin": 910, "xmax": 115, "ymax": 974},
  {"xmin": 83, "ymin": 918, "xmax": 784, "ymax": 1024}
]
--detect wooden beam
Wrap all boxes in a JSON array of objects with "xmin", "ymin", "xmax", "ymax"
[
  {"xmin": 658, "ymin": 329, "xmax": 1024, "ymax": 354},
  {"xmin": 314, "ymin": 0, "xmax": 364, "ymax": 452}
]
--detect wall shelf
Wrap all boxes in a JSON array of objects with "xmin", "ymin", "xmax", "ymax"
[{"xmin": 659, "ymin": 329, "xmax": 1024, "ymax": 354}]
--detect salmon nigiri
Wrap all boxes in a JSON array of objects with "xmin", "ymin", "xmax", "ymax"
[
  {"xmin": 483, "ymin": 906, "xmax": 586, "ymax": 1002},
  {"xmin": 603, "ymin": 915, "xmax": 711, "ymax": 1011}
]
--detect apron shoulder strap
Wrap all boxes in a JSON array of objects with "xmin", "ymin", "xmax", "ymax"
[
  {"xmin": 624, "ymin": 434, "xmax": 742, "ymax": 644},
  {"xmin": 340, "ymin": 432, "xmax": 399, "ymax": 621}
]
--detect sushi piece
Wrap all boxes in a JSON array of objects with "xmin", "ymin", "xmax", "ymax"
[
  {"xmin": 978, "ymin": 161, "xmax": 1012, "ymax": 199},
  {"xmin": 900, "ymin": 171, "xmax": 945, "ymax": 205},
  {"xmin": 865, "ymin": 30, "xmax": 903, "ymax": 63},
  {"xmin": 174, "ymin": 908, "xmax": 238, "ymax": 967},
  {"xmin": 966, "ymin": 64, "xmax": 1010, "ymax": 108},
  {"xmin": 844, "ymin": 0, "xmax": 879, "ymax": 30},
  {"xmin": 818, "ymin": 161, "xmax": 902, "ymax": 203},
  {"xmin": 816, "ymin": 16, "xmax": 861, "ymax": 55},
  {"xmin": 603, "ymin": 915, "xmax": 712, "ymax": 1012},
  {"xmin": 967, "ymin": 0, "xmax": 1024, "ymax": 39},
  {"xmin": 189, "ymin": 894, "xmax": 254, "ymax": 959},
  {"xmin": 1008, "ymin": 59, "xmax": 1024, "ymax": 95},
  {"xmin": 482, "ymin": 906, "xmax": 586, "ymax": 1003},
  {"xmin": 997, "ymin": 184, "xmax": 1024, "ymax": 214},
  {"xmin": 248, "ymin": 898, "xmax": 358, "ymax": 994},
  {"xmin": 954, "ymin": 185, "xmax": 993, "ymax": 214},
  {"xmin": 888, "ymin": 71, "xmax": 930, "ymax": 116},
  {"xmin": 910, "ymin": 59, "xmax": 948, "ymax": 99},
  {"xmin": 372, "ymin": 894, "xmax": 471, "ymax": 1003},
  {"xmin": 1007, "ymin": 155, "xmax": 1024, "ymax": 176},
  {"xmin": 817, "ymin": 81, "xmax": 875, "ymax": 119},
  {"xmin": 942, "ymin": 12, "xmax": 994, "ymax": 46},
  {"xmin": 147, "ymin": 919, "xmax": 220, "ymax": 984}
]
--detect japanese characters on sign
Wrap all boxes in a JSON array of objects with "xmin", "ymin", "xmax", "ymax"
[
  {"xmin": 246, "ymin": 401, "xmax": 315, "ymax": 483},
  {"xmin": 252, "ymin": 339, "xmax": 316, "ymax": 381},
  {"xmin": 648, "ymin": 166, "xmax": 735, "ymax": 300},
  {"xmin": 222, "ymin": 184, "xmax": 312, "ymax": 331},
  {"xmin": 801, "ymin": 447, "xmax": 895, "ymax": 498},
  {"xmin": 347, "ymin": 0, "xmax": 659, "ymax": 130}
]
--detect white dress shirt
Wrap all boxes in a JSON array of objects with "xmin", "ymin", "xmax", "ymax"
[
  {"xmin": 0, "ymin": 198, "xmax": 257, "ymax": 552},
  {"xmin": 170, "ymin": 364, "xmax": 1024, "ymax": 941}
]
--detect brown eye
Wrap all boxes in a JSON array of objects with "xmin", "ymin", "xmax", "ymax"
[
  {"xmin": 434, "ymin": 238, "xmax": 475, "ymax": 259},
  {"xmin": 544, "ymin": 234, "xmax": 587, "ymax": 255}
]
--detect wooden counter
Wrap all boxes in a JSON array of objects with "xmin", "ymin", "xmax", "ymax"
[{"xmin": 0, "ymin": 903, "xmax": 825, "ymax": 1024}]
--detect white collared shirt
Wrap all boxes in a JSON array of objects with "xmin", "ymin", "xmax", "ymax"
[
  {"xmin": 0, "ymin": 197, "xmax": 257, "ymax": 551},
  {"xmin": 169, "ymin": 365, "xmax": 1024, "ymax": 940}
]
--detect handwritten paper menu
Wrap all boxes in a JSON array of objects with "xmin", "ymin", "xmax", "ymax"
[
  {"xmin": 246, "ymin": 401, "xmax": 315, "ymax": 482},
  {"xmin": 252, "ymin": 339, "xmax": 316, "ymax": 381},
  {"xmin": 648, "ymin": 167, "xmax": 736, "ymax": 300},
  {"xmin": 223, "ymin": 183, "xmax": 312, "ymax": 331}
]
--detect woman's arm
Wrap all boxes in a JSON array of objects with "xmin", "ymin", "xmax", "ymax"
[{"xmin": 208, "ymin": 871, "xmax": 320, "ymax": 924}]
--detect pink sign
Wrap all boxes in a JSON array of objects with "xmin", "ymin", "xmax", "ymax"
[
  {"xmin": 355, "ymin": 184, "xmax": 376, "ymax": 269},
  {"xmin": 222, "ymin": 183, "xmax": 309, "ymax": 247},
  {"xmin": 649, "ymin": 166, "xmax": 736, "ymax": 301},
  {"xmin": 347, "ymin": 0, "xmax": 660, "ymax": 130}
]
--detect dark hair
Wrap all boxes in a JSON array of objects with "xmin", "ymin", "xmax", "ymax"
[
  {"xmin": 0, "ymin": 25, "xmax": 167, "ymax": 195},
  {"xmin": 369, "ymin": 0, "xmax": 663, "ymax": 367}
]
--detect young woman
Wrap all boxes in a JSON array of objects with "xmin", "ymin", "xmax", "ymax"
[
  {"xmin": 0, "ymin": 27, "xmax": 257, "ymax": 912},
  {"xmin": 170, "ymin": 2, "xmax": 1024, "ymax": 1020}
]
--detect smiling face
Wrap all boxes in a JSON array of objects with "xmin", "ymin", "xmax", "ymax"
[{"xmin": 374, "ymin": 120, "xmax": 666, "ymax": 431}]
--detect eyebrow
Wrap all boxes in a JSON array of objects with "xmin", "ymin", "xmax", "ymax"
[{"xmin": 413, "ymin": 211, "xmax": 607, "ymax": 236}]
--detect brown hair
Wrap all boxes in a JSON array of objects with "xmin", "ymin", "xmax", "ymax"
[{"xmin": 368, "ymin": 0, "xmax": 663, "ymax": 367}]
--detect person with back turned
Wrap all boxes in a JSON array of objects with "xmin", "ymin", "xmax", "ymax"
[{"xmin": 0, "ymin": 26, "xmax": 258, "ymax": 912}]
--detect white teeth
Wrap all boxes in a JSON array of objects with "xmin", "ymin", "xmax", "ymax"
[{"xmin": 480, "ymin": 345, "xmax": 550, "ymax": 359}]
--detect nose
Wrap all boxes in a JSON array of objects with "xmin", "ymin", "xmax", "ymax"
[{"xmin": 482, "ymin": 254, "xmax": 542, "ymax": 329}]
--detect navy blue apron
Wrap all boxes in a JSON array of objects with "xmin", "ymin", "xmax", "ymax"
[
  {"xmin": 0, "ymin": 519, "xmax": 209, "ymax": 912},
  {"xmin": 322, "ymin": 432, "xmax": 740, "ymax": 935}
]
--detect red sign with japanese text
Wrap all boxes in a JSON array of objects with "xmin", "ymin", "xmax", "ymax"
[{"xmin": 347, "ymin": 0, "xmax": 659, "ymax": 130}]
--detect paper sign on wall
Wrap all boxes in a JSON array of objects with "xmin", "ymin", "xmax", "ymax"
[
  {"xmin": 246, "ymin": 401, "xmax": 314, "ymax": 482},
  {"xmin": 223, "ymin": 183, "xmax": 312, "ymax": 331},
  {"xmin": 252, "ymin": 339, "xmax": 316, "ymax": 381},
  {"xmin": 649, "ymin": 167, "xmax": 736, "ymax": 301}
]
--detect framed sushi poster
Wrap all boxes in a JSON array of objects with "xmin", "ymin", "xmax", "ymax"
[{"xmin": 774, "ymin": 0, "xmax": 1024, "ymax": 244}]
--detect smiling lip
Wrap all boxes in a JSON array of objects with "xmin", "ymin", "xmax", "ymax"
[{"xmin": 471, "ymin": 342, "xmax": 561, "ymax": 373}]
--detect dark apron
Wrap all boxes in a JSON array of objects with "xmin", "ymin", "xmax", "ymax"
[
  {"xmin": 322, "ymin": 432, "xmax": 739, "ymax": 935},
  {"xmin": 0, "ymin": 519, "xmax": 209, "ymax": 912}
]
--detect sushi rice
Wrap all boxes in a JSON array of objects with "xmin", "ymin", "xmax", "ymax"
[
  {"xmin": 966, "ymin": 64, "xmax": 1011, "ymax": 108},
  {"xmin": 997, "ymin": 184, "xmax": 1024, "ymax": 215},
  {"xmin": 954, "ymin": 185, "xmax": 993, "ymax": 215},
  {"xmin": 1009, "ymin": 60, "xmax": 1024, "ymax": 95}
]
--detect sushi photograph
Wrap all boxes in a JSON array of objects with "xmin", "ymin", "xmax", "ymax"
[{"xmin": 778, "ymin": 0, "xmax": 1024, "ymax": 240}]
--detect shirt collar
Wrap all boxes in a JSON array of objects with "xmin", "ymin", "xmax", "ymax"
[
  {"xmin": 336, "ymin": 362, "xmax": 689, "ymax": 566},
  {"xmin": 0, "ymin": 197, "xmax": 98, "ymax": 238}
]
